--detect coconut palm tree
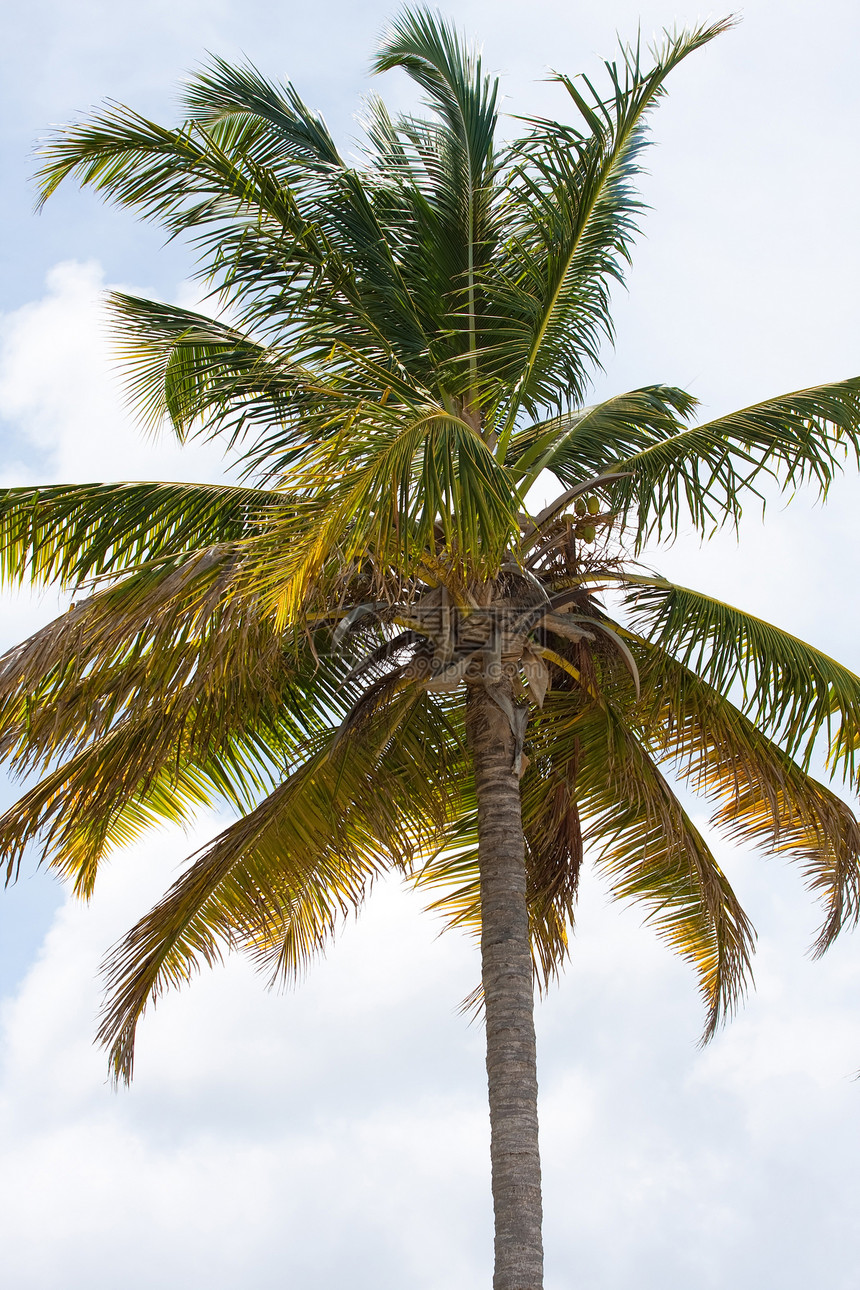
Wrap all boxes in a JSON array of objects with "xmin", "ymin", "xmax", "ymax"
[{"xmin": 4, "ymin": 9, "xmax": 860, "ymax": 1288}]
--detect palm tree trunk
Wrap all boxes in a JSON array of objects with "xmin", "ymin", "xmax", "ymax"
[{"xmin": 466, "ymin": 677, "xmax": 544, "ymax": 1290}]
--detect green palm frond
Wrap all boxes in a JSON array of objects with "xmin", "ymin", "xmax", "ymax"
[
  {"xmin": 612, "ymin": 378, "xmax": 860, "ymax": 543},
  {"xmin": 372, "ymin": 8, "xmax": 502, "ymax": 399},
  {"xmin": 110, "ymin": 293, "xmax": 295, "ymax": 443},
  {"xmin": 0, "ymin": 479, "xmax": 274, "ymax": 587},
  {"xmin": 374, "ymin": 7, "xmax": 499, "ymax": 171},
  {"xmin": 34, "ymin": 105, "xmax": 358, "ymax": 365},
  {"xmin": 180, "ymin": 56, "xmax": 435, "ymax": 355},
  {"xmin": 508, "ymin": 385, "xmax": 696, "ymax": 493},
  {"xmin": 109, "ymin": 293, "xmax": 435, "ymax": 476},
  {"xmin": 36, "ymin": 60, "xmax": 435, "ymax": 371},
  {"xmin": 35, "ymin": 99, "xmax": 320, "ymax": 249},
  {"xmin": 180, "ymin": 55, "xmax": 345, "ymax": 171},
  {"xmin": 491, "ymin": 20, "xmax": 733, "ymax": 443},
  {"xmin": 517, "ymin": 378, "xmax": 860, "ymax": 545},
  {"xmin": 623, "ymin": 574, "xmax": 860, "ymax": 785},
  {"xmin": 246, "ymin": 409, "xmax": 522, "ymax": 621}
]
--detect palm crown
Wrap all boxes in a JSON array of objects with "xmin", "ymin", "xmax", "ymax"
[{"xmin": 4, "ymin": 11, "xmax": 860, "ymax": 1287}]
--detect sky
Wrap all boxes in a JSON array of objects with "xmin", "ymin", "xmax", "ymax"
[{"xmin": 2, "ymin": 1, "xmax": 860, "ymax": 1287}]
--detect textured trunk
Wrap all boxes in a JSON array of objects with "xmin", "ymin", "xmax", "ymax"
[{"xmin": 466, "ymin": 677, "xmax": 544, "ymax": 1290}]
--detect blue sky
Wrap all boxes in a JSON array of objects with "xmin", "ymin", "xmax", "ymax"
[{"xmin": 2, "ymin": 2, "xmax": 860, "ymax": 1287}]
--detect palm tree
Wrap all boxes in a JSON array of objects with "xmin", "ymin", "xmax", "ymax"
[{"xmin": 4, "ymin": 9, "xmax": 860, "ymax": 1287}]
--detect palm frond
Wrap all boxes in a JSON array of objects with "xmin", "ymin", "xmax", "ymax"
[
  {"xmin": 623, "ymin": 573, "xmax": 860, "ymax": 786},
  {"xmin": 491, "ymin": 19, "xmax": 733, "ymax": 440},
  {"xmin": 526, "ymin": 685, "xmax": 756, "ymax": 1038},
  {"xmin": 0, "ymin": 546, "xmax": 348, "ymax": 785},
  {"xmin": 611, "ymin": 378, "xmax": 860, "ymax": 543},
  {"xmin": 508, "ymin": 385, "xmax": 696, "ymax": 492},
  {"xmin": 35, "ymin": 99, "xmax": 319, "ymax": 245},
  {"xmin": 180, "ymin": 57, "xmax": 435, "ymax": 354},
  {"xmin": 35, "ymin": 101, "xmax": 379, "ymax": 361},
  {"xmin": 0, "ymin": 629, "xmax": 345, "ymax": 893},
  {"xmin": 373, "ymin": 6, "xmax": 501, "ymax": 394},
  {"xmin": 180, "ymin": 55, "xmax": 344, "ymax": 171},
  {"xmin": 634, "ymin": 640, "xmax": 860, "ymax": 955},
  {"xmin": 110, "ymin": 293, "xmax": 295, "ymax": 443},
  {"xmin": 0, "ymin": 479, "xmax": 273, "ymax": 588},
  {"xmin": 248, "ymin": 408, "xmax": 523, "ymax": 621},
  {"xmin": 0, "ymin": 723, "xmax": 247, "ymax": 894},
  {"xmin": 109, "ymin": 293, "xmax": 435, "ymax": 475}
]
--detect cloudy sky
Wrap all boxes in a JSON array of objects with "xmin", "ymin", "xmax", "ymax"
[{"xmin": 2, "ymin": 1, "xmax": 860, "ymax": 1286}]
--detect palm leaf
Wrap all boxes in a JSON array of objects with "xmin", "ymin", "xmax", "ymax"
[
  {"xmin": 634, "ymin": 640, "xmax": 860, "ymax": 955},
  {"xmin": 0, "ymin": 479, "xmax": 274, "ymax": 587},
  {"xmin": 622, "ymin": 573, "xmax": 860, "ymax": 785},
  {"xmin": 0, "ymin": 636, "xmax": 342, "ymax": 890},
  {"xmin": 110, "ymin": 293, "xmax": 298, "ymax": 443},
  {"xmin": 373, "ymin": 6, "xmax": 501, "ymax": 393},
  {"xmin": 565, "ymin": 694, "xmax": 754, "ymax": 1038},
  {"xmin": 109, "ymin": 293, "xmax": 434, "ymax": 474},
  {"xmin": 0, "ymin": 554, "xmax": 370, "ymax": 792},
  {"xmin": 180, "ymin": 55, "xmax": 344, "ymax": 172},
  {"xmin": 612, "ymin": 378, "xmax": 860, "ymax": 543},
  {"xmin": 508, "ymin": 385, "xmax": 696, "ymax": 493},
  {"xmin": 247, "ymin": 408, "xmax": 523, "ymax": 622},
  {"xmin": 491, "ymin": 20, "xmax": 733, "ymax": 443},
  {"xmin": 182, "ymin": 56, "xmax": 433, "ymax": 353}
]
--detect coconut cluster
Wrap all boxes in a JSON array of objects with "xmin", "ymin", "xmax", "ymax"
[{"xmin": 573, "ymin": 494, "xmax": 601, "ymax": 543}]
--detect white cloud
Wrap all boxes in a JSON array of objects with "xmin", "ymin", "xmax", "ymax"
[{"xmin": 0, "ymin": 260, "xmax": 232, "ymax": 489}]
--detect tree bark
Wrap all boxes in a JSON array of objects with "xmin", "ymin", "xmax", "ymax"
[{"xmin": 466, "ymin": 677, "xmax": 543, "ymax": 1290}]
